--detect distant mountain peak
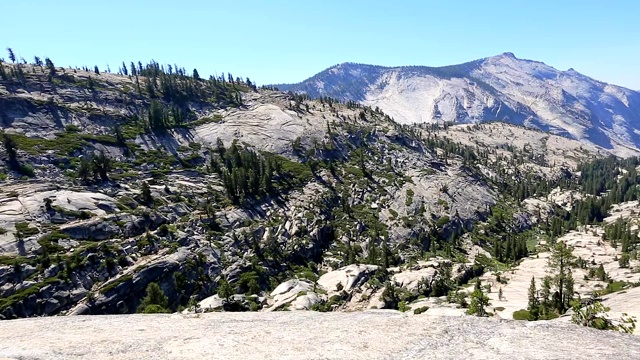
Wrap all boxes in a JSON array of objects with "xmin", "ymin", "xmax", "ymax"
[
  {"xmin": 276, "ymin": 55, "xmax": 640, "ymax": 155},
  {"xmin": 497, "ymin": 52, "xmax": 517, "ymax": 59}
]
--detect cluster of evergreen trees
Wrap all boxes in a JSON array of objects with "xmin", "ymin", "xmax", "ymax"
[
  {"xmin": 144, "ymin": 100, "xmax": 189, "ymax": 130},
  {"xmin": 210, "ymin": 140, "xmax": 277, "ymax": 205},
  {"xmin": 523, "ymin": 242, "xmax": 575, "ymax": 320},
  {"xmin": 1, "ymin": 48, "xmax": 253, "ymax": 133},
  {"xmin": 1, "ymin": 48, "xmax": 60, "ymax": 82},
  {"xmin": 541, "ymin": 156, "xmax": 640, "ymax": 240},
  {"xmin": 0, "ymin": 132, "xmax": 34, "ymax": 177},
  {"xmin": 493, "ymin": 233, "xmax": 528, "ymax": 263},
  {"xmin": 579, "ymin": 156, "xmax": 639, "ymax": 196},
  {"xmin": 77, "ymin": 151, "xmax": 112, "ymax": 182},
  {"xmin": 604, "ymin": 218, "xmax": 638, "ymax": 253},
  {"xmin": 127, "ymin": 59, "xmax": 250, "ymax": 107}
]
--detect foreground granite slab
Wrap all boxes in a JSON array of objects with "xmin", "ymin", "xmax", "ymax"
[{"xmin": 0, "ymin": 311, "xmax": 639, "ymax": 359}]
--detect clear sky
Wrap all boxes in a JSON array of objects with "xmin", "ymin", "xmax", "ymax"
[{"xmin": 1, "ymin": 0, "xmax": 638, "ymax": 89}]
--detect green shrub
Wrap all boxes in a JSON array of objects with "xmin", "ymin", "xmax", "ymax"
[
  {"xmin": 619, "ymin": 253, "xmax": 631, "ymax": 268},
  {"xmin": 52, "ymin": 205, "xmax": 94, "ymax": 219},
  {"xmin": 344, "ymin": 166, "xmax": 364, "ymax": 178},
  {"xmin": 446, "ymin": 291, "xmax": 468, "ymax": 308},
  {"xmin": 0, "ymin": 277, "xmax": 60, "ymax": 310},
  {"xmin": 413, "ymin": 306, "xmax": 430, "ymax": 315},
  {"xmin": 0, "ymin": 255, "xmax": 35, "ymax": 267},
  {"xmin": 248, "ymin": 298, "xmax": 261, "ymax": 312},
  {"xmin": 141, "ymin": 304, "xmax": 169, "ymax": 314},
  {"xmin": 14, "ymin": 222, "xmax": 39, "ymax": 236},
  {"xmin": 65, "ymin": 124, "xmax": 81, "ymax": 133},
  {"xmin": 436, "ymin": 215, "xmax": 450, "ymax": 228},
  {"xmin": 80, "ymin": 134, "xmax": 119, "ymax": 145},
  {"xmin": 437, "ymin": 199, "xmax": 449, "ymax": 210},
  {"xmin": 311, "ymin": 294, "xmax": 346, "ymax": 312},
  {"xmin": 37, "ymin": 234, "xmax": 65, "ymax": 254},
  {"xmin": 598, "ymin": 281, "xmax": 631, "ymax": 296},
  {"xmin": 513, "ymin": 309, "xmax": 535, "ymax": 321},
  {"xmin": 405, "ymin": 189, "xmax": 414, "ymax": 206},
  {"xmin": 37, "ymin": 230, "xmax": 68, "ymax": 253},
  {"xmin": 398, "ymin": 301, "xmax": 411, "ymax": 312},
  {"xmin": 100, "ymin": 274, "xmax": 133, "ymax": 294},
  {"xmin": 539, "ymin": 312, "xmax": 559, "ymax": 320},
  {"xmin": 186, "ymin": 115, "xmax": 223, "ymax": 128},
  {"xmin": 571, "ymin": 300, "xmax": 636, "ymax": 333},
  {"xmin": 270, "ymin": 153, "xmax": 313, "ymax": 183},
  {"xmin": 6, "ymin": 132, "xmax": 86, "ymax": 156}
]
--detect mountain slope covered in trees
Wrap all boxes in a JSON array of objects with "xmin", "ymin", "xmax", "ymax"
[{"xmin": 0, "ymin": 51, "xmax": 639, "ymax": 338}]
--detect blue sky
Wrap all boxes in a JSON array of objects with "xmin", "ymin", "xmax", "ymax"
[{"xmin": 1, "ymin": 0, "xmax": 638, "ymax": 88}]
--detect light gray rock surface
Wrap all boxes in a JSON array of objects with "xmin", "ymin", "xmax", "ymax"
[
  {"xmin": 1, "ymin": 312, "xmax": 639, "ymax": 359},
  {"xmin": 267, "ymin": 279, "xmax": 317, "ymax": 310},
  {"xmin": 317, "ymin": 264, "xmax": 379, "ymax": 294},
  {"xmin": 391, "ymin": 264, "xmax": 438, "ymax": 291}
]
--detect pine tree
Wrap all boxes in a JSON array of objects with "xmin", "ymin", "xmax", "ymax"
[
  {"xmin": 6, "ymin": 48, "xmax": 15, "ymax": 63},
  {"xmin": 44, "ymin": 57, "xmax": 56, "ymax": 78},
  {"xmin": 217, "ymin": 279, "xmax": 234, "ymax": 303},
  {"xmin": 148, "ymin": 100, "xmax": 166, "ymax": 130},
  {"xmin": 596, "ymin": 264, "xmax": 607, "ymax": 281},
  {"xmin": 91, "ymin": 151, "xmax": 111, "ymax": 181},
  {"xmin": 467, "ymin": 278, "xmax": 490, "ymax": 317},
  {"xmin": 367, "ymin": 232, "xmax": 377, "ymax": 265},
  {"xmin": 1, "ymin": 132, "xmax": 19, "ymax": 169},
  {"xmin": 114, "ymin": 125, "xmax": 126, "ymax": 147},
  {"xmin": 548, "ymin": 241, "xmax": 575, "ymax": 312},
  {"xmin": 540, "ymin": 276, "xmax": 552, "ymax": 316},
  {"xmin": 563, "ymin": 268, "xmax": 575, "ymax": 310},
  {"xmin": 382, "ymin": 234, "xmax": 390, "ymax": 269},
  {"xmin": 527, "ymin": 276, "xmax": 539, "ymax": 317},
  {"xmin": 381, "ymin": 282, "xmax": 400, "ymax": 309},
  {"xmin": 77, "ymin": 157, "xmax": 92, "ymax": 182},
  {"xmin": 141, "ymin": 181, "xmax": 153, "ymax": 205},
  {"xmin": 494, "ymin": 239, "xmax": 502, "ymax": 262},
  {"xmin": 137, "ymin": 282, "xmax": 170, "ymax": 313}
]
